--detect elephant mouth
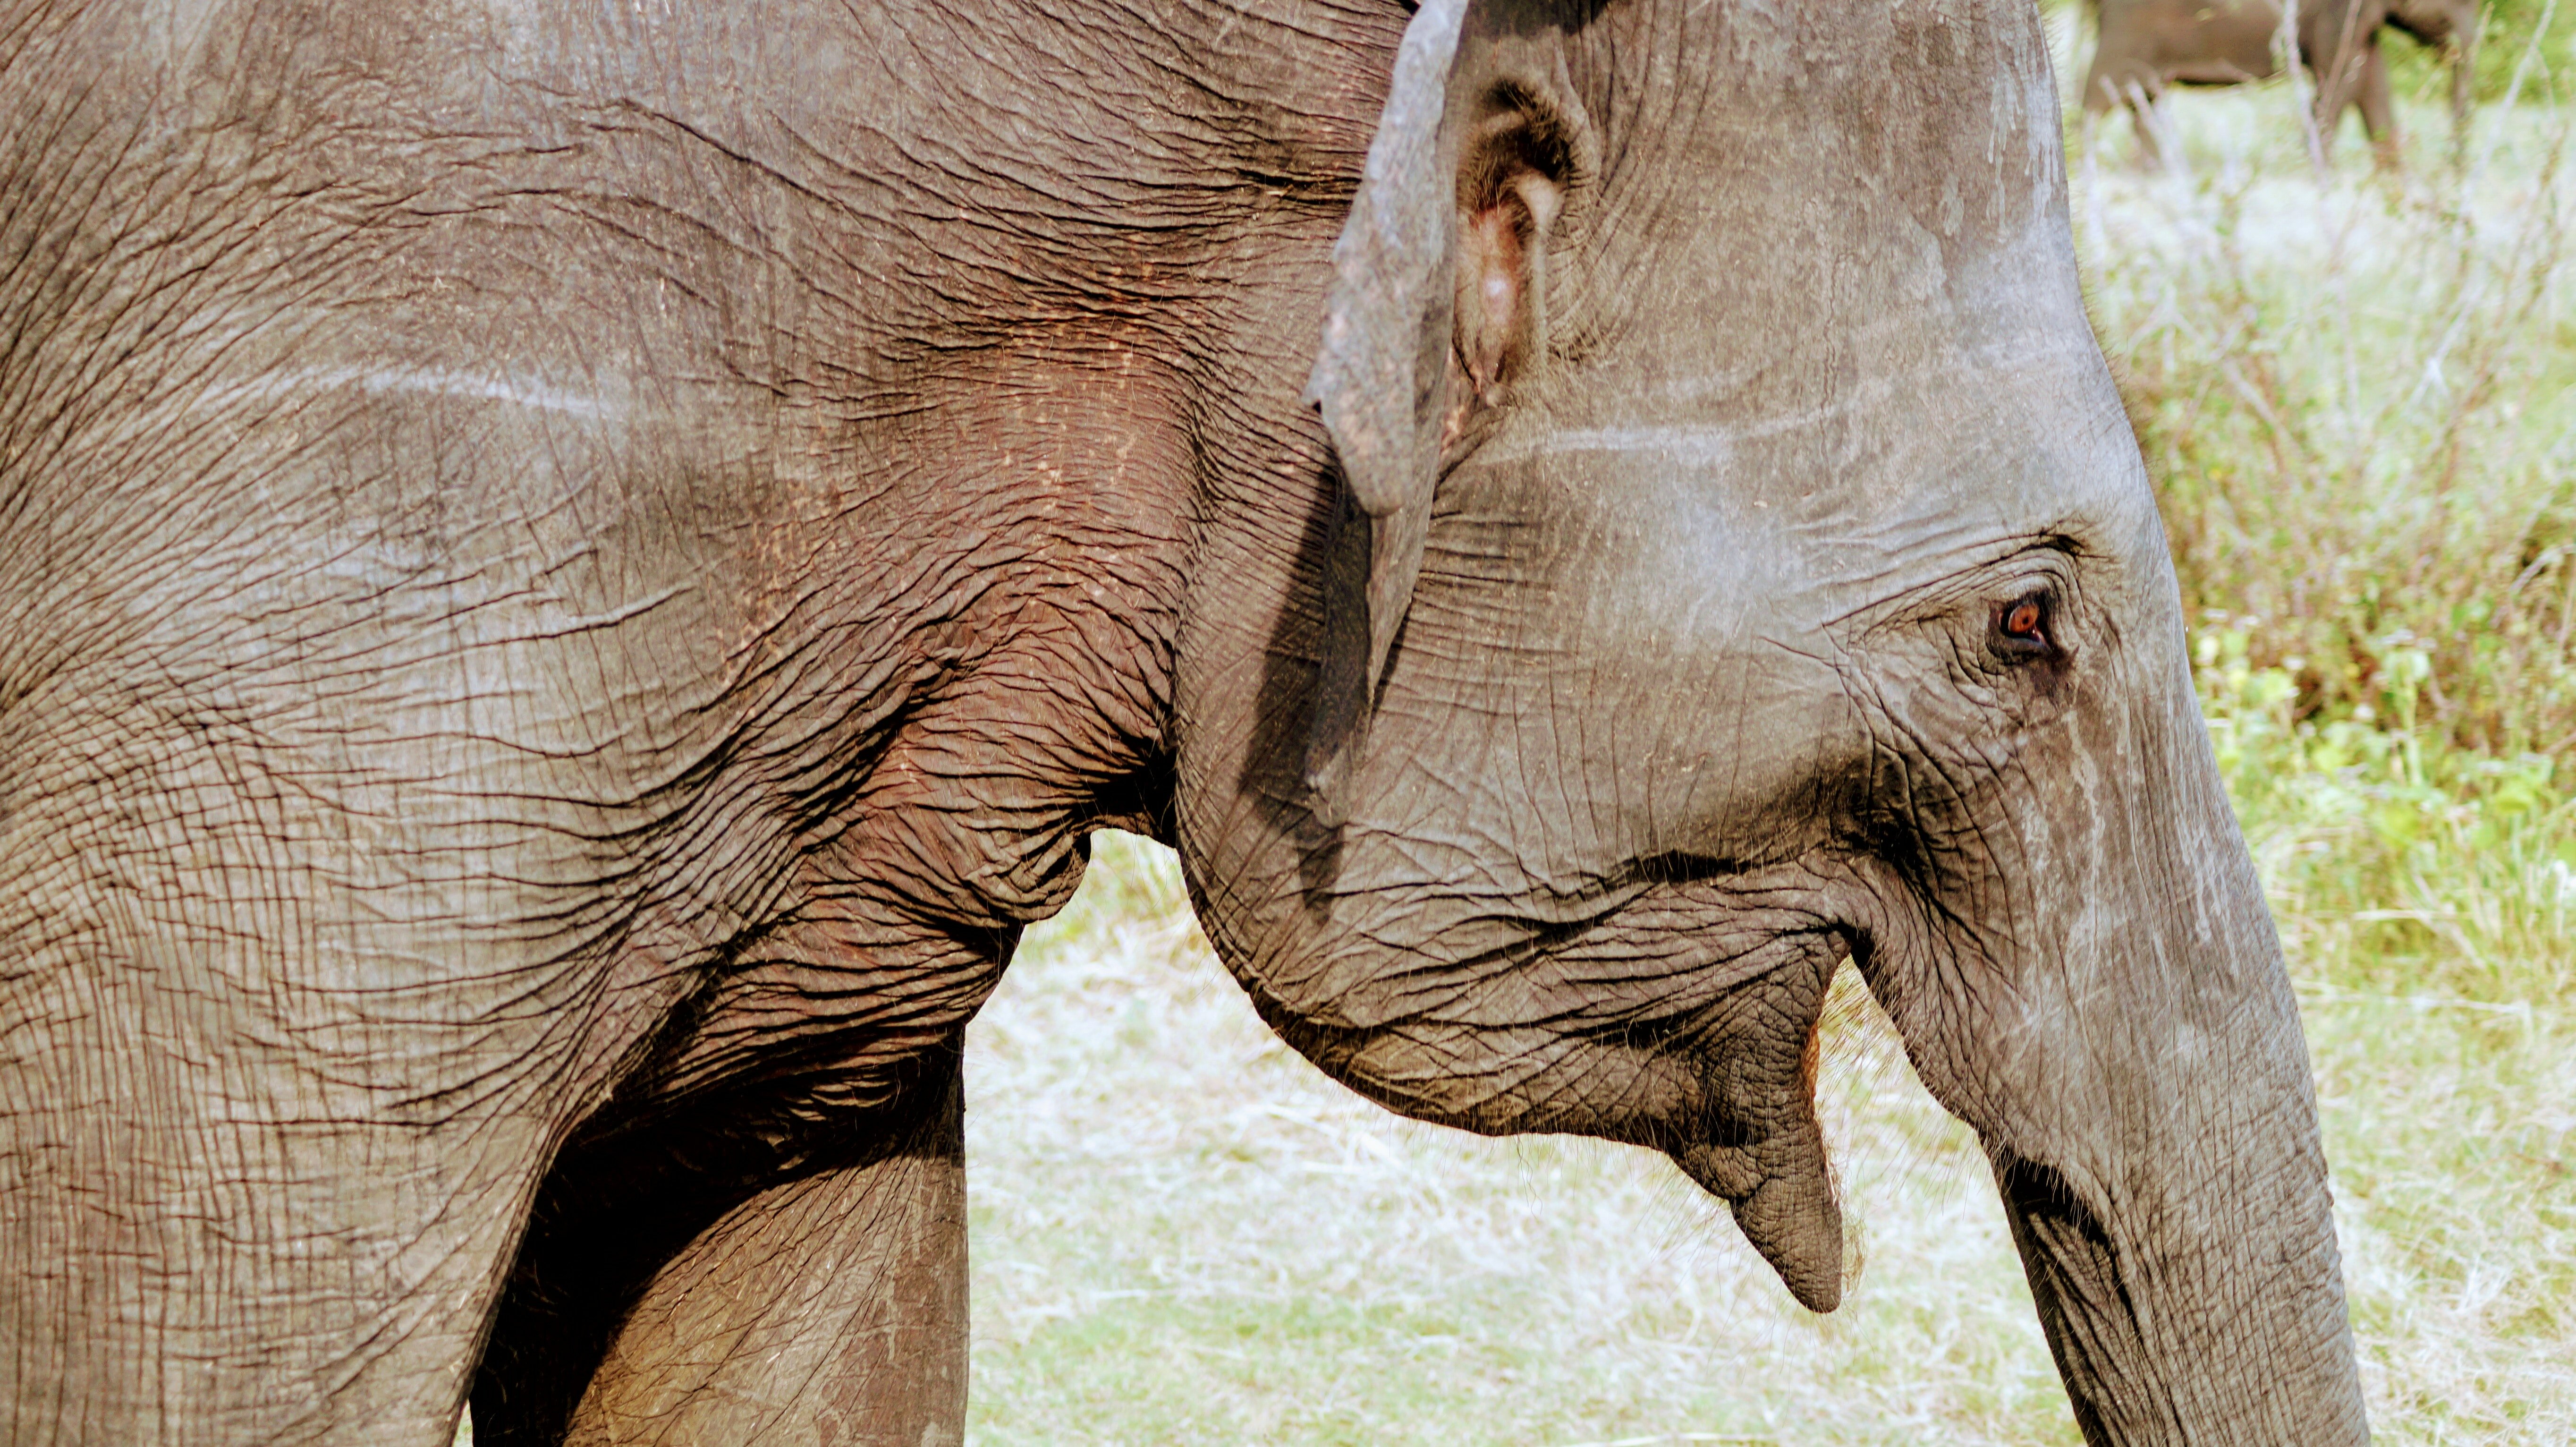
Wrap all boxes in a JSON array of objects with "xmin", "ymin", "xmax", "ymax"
[
  {"xmin": 1260, "ymin": 881, "xmax": 1859, "ymax": 1312},
  {"xmin": 1669, "ymin": 1111, "xmax": 1842, "ymax": 1312},
  {"xmin": 1659, "ymin": 927, "xmax": 1846, "ymax": 1313}
]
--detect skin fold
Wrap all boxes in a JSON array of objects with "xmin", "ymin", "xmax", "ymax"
[
  {"xmin": 0, "ymin": 1, "xmax": 2364, "ymax": 1443},
  {"xmin": 2082, "ymin": 0, "xmax": 2479, "ymax": 165}
]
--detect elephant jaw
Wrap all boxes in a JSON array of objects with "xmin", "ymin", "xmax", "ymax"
[{"xmin": 1230, "ymin": 869, "xmax": 1856, "ymax": 1313}]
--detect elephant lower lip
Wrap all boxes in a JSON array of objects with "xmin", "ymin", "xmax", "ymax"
[
  {"xmin": 1659, "ymin": 933, "xmax": 1847, "ymax": 1315},
  {"xmin": 1672, "ymin": 1135, "xmax": 1844, "ymax": 1313}
]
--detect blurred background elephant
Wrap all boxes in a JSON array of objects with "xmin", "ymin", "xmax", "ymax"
[
  {"xmin": 2083, "ymin": 0, "xmax": 2481, "ymax": 165},
  {"xmin": 0, "ymin": 0, "xmax": 2365, "ymax": 1444}
]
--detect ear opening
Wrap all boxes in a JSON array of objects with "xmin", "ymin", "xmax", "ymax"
[{"xmin": 1451, "ymin": 85, "xmax": 1574, "ymax": 436}]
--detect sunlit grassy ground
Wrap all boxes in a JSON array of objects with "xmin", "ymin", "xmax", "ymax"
[{"xmin": 962, "ymin": 83, "xmax": 2576, "ymax": 1447}]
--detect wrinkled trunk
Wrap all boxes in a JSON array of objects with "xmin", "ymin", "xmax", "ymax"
[
  {"xmin": 1863, "ymin": 661, "xmax": 2365, "ymax": 1443},
  {"xmin": 2004, "ymin": 867, "xmax": 2358, "ymax": 1436}
]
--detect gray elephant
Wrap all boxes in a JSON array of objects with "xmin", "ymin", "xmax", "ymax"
[
  {"xmin": 2083, "ymin": 0, "xmax": 2479, "ymax": 165},
  {"xmin": 0, "ymin": 0, "xmax": 2365, "ymax": 1443}
]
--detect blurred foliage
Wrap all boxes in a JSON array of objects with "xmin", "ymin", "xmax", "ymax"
[
  {"xmin": 2089, "ymin": 126, "xmax": 2576, "ymax": 764},
  {"xmin": 2339, "ymin": 0, "xmax": 2570, "ymax": 107},
  {"xmin": 2047, "ymin": 0, "xmax": 2572, "ymax": 106},
  {"xmin": 2453, "ymin": 0, "xmax": 2570, "ymax": 104},
  {"xmin": 2199, "ymin": 629, "xmax": 2576, "ymax": 1003},
  {"xmin": 2072, "ymin": 88, "xmax": 2576, "ymax": 1004}
]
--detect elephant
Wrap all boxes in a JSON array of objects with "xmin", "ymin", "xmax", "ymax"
[
  {"xmin": 0, "ymin": 0, "xmax": 2367, "ymax": 1444},
  {"xmin": 2082, "ymin": 0, "xmax": 2480, "ymax": 166}
]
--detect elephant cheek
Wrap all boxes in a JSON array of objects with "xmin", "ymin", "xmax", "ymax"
[{"xmin": 1667, "ymin": 938, "xmax": 1845, "ymax": 1313}]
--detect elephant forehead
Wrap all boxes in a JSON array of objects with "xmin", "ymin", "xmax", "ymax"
[
  {"xmin": 1474, "ymin": 348, "xmax": 2149, "ymax": 583},
  {"xmin": 1545, "ymin": 0, "xmax": 2064, "ymax": 247}
]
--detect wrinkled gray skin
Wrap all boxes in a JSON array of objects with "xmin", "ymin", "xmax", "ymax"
[
  {"xmin": 2083, "ymin": 0, "xmax": 2479, "ymax": 166},
  {"xmin": 0, "ymin": 1, "xmax": 2365, "ymax": 1444}
]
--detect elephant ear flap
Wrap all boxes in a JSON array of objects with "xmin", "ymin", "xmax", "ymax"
[{"xmin": 1302, "ymin": 0, "xmax": 1471, "ymax": 821}]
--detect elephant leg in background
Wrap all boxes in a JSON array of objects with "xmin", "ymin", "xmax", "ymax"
[
  {"xmin": 2077, "ymin": 55, "xmax": 2121, "ymax": 126},
  {"xmin": 2120, "ymin": 79, "xmax": 2174, "ymax": 171},
  {"xmin": 2356, "ymin": 40, "xmax": 2400, "ymax": 163},
  {"xmin": 474, "ymin": 1054, "xmax": 970, "ymax": 1447},
  {"xmin": 2304, "ymin": 0, "xmax": 2382, "ymax": 159},
  {"xmin": 2076, "ymin": 48, "xmax": 2165, "ymax": 172},
  {"xmin": 2076, "ymin": 75, "xmax": 2114, "ymax": 165},
  {"xmin": 2389, "ymin": 0, "xmax": 2477, "ymax": 144}
]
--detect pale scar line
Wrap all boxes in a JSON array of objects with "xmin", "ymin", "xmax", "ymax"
[{"xmin": 202, "ymin": 366, "xmax": 623, "ymax": 421}]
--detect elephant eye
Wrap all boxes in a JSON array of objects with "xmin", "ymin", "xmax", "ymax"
[{"xmin": 1991, "ymin": 593, "xmax": 2056, "ymax": 661}]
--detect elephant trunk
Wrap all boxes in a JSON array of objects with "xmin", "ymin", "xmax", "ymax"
[
  {"xmin": 1986, "ymin": 899, "xmax": 2365, "ymax": 1444},
  {"xmin": 1860, "ymin": 668, "xmax": 2367, "ymax": 1442},
  {"xmin": 1991, "ymin": 705, "xmax": 2363, "ymax": 1441}
]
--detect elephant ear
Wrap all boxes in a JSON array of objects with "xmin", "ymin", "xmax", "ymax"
[{"xmin": 1302, "ymin": 0, "xmax": 1472, "ymax": 822}]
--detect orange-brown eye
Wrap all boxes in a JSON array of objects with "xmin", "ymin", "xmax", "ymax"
[{"xmin": 1991, "ymin": 594, "xmax": 2057, "ymax": 664}]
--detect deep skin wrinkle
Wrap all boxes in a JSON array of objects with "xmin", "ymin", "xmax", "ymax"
[{"xmin": 0, "ymin": 1, "xmax": 2363, "ymax": 1444}]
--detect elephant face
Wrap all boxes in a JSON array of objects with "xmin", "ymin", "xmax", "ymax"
[{"xmin": 1178, "ymin": 0, "xmax": 2363, "ymax": 1438}]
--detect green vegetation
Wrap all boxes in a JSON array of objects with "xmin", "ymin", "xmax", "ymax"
[
  {"xmin": 2414, "ymin": 0, "xmax": 2567, "ymax": 104},
  {"xmin": 962, "ymin": 81, "xmax": 2575, "ymax": 1447}
]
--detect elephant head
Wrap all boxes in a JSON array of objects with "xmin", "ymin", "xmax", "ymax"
[{"xmin": 1176, "ymin": 1, "xmax": 2366, "ymax": 1438}]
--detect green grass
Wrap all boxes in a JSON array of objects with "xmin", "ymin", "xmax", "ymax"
[{"xmin": 963, "ymin": 85, "xmax": 2576, "ymax": 1447}]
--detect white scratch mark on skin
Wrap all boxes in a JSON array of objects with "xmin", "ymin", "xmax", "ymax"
[
  {"xmin": 1475, "ymin": 387, "xmax": 1893, "ymax": 470},
  {"xmin": 205, "ymin": 366, "xmax": 623, "ymax": 420},
  {"xmin": 330, "ymin": 366, "xmax": 621, "ymax": 419},
  {"xmin": 1483, "ymin": 425, "xmax": 1742, "ymax": 468}
]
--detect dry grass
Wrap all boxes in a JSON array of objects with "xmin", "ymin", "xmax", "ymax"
[{"xmin": 2080, "ymin": 99, "xmax": 2576, "ymax": 761}]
